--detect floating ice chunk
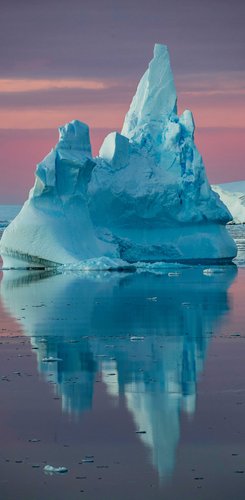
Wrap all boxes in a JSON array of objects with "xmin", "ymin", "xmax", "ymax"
[
  {"xmin": 136, "ymin": 262, "xmax": 189, "ymax": 272},
  {"xmin": 203, "ymin": 268, "xmax": 226, "ymax": 276},
  {"xmin": 42, "ymin": 356, "xmax": 63, "ymax": 363},
  {"xmin": 130, "ymin": 336, "xmax": 145, "ymax": 341},
  {"xmin": 82, "ymin": 458, "xmax": 94, "ymax": 463},
  {"xmin": 43, "ymin": 465, "xmax": 68, "ymax": 474},
  {"xmin": 59, "ymin": 257, "xmax": 130, "ymax": 271}
]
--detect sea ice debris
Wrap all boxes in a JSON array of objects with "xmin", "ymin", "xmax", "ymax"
[
  {"xmin": 42, "ymin": 357, "xmax": 63, "ymax": 363},
  {"xmin": 82, "ymin": 458, "xmax": 94, "ymax": 463},
  {"xmin": 43, "ymin": 465, "xmax": 68, "ymax": 474}
]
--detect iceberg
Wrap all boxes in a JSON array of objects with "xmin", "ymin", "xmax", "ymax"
[
  {"xmin": 0, "ymin": 44, "xmax": 237, "ymax": 268},
  {"xmin": 212, "ymin": 182, "xmax": 245, "ymax": 224}
]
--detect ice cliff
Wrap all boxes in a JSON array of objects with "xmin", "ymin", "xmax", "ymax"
[
  {"xmin": 0, "ymin": 44, "xmax": 237, "ymax": 268},
  {"xmin": 0, "ymin": 122, "xmax": 119, "ymax": 268}
]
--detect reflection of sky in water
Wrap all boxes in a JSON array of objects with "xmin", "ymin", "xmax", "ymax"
[{"xmin": 0, "ymin": 267, "xmax": 236, "ymax": 480}]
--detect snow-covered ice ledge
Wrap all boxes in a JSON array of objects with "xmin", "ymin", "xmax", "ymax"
[{"xmin": 0, "ymin": 44, "xmax": 237, "ymax": 269}]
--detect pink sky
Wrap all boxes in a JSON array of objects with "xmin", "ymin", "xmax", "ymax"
[
  {"xmin": 0, "ymin": 0, "xmax": 244, "ymax": 203},
  {"xmin": 0, "ymin": 82, "xmax": 244, "ymax": 203}
]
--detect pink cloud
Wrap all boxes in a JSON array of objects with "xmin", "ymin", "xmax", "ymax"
[{"xmin": 0, "ymin": 78, "xmax": 109, "ymax": 93}]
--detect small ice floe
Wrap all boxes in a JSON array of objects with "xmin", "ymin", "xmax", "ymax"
[
  {"xmin": 61, "ymin": 257, "xmax": 130, "ymax": 272},
  {"xmin": 146, "ymin": 296, "xmax": 157, "ymax": 301},
  {"xmin": 135, "ymin": 262, "xmax": 188, "ymax": 273},
  {"xmin": 43, "ymin": 465, "xmax": 68, "ymax": 474},
  {"xmin": 203, "ymin": 268, "xmax": 225, "ymax": 276},
  {"xmin": 42, "ymin": 357, "xmax": 63, "ymax": 363},
  {"xmin": 82, "ymin": 456, "xmax": 94, "ymax": 464},
  {"xmin": 130, "ymin": 336, "xmax": 145, "ymax": 342}
]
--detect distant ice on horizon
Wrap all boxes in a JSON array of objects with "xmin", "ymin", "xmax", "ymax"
[{"xmin": 212, "ymin": 181, "xmax": 245, "ymax": 224}]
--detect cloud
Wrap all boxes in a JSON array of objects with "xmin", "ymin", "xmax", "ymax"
[
  {"xmin": 0, "ymin": 104, "xmax": 128, "ymax": 130},
  {"xmin": 0, "ymin": 72, "xmax": 244, "ymax": 130},
  {"xmin": 0, "ymin": 84, "xmax": 133, "ymax": 109},
  {"xmin": 0, "ymin": 0, "xmax": 244, "ymax": 80},
  {"xmin": 0, "ymin": 78, "xmax": 109, "ymax": 93},
  {"xmin": 176, "ymin": 71, "xmax": 245, "ymax": 94}
]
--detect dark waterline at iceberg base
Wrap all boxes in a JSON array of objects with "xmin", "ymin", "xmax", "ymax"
[{"xmin": 0, "ymin": 215, "xmax": 245, "ymax": 498}]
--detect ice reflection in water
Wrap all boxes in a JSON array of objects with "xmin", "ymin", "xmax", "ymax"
[
  {"xmin": 228, "ymin": 224, "xmax": 245, "ymax": 266},
  {"xmin": 0, "ymin": 266, "xmax": 236, "ymax": 479}
]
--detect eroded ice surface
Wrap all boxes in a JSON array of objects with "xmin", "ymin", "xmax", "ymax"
[
  {"xmin": 0, "ymin": 45, "xmax": 237, "ymax": 268},
  {"xmin": 0, "ymin": 121, "xmax": 118, "ymax": 268}
]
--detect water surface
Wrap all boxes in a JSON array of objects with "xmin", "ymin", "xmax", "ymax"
[{"xmin": 0, "ymin": 210, "xmax": 245, "ymax": 499}]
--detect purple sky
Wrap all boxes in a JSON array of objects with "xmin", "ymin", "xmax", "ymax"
[{"xmin": 0, "ymin": 0, "xmax": 244, "ymax": 202}]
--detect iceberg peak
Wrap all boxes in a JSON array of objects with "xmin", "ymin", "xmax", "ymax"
[{"xmin": 121, "ymin": 43, "xmax": 177, "ymax": 140}]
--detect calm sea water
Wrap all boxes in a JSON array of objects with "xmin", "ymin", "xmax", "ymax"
[{"xmin": 0, "ymin": 206, "xmax": 245, "ymax": 500}]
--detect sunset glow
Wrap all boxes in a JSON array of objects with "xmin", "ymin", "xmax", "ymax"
[
  {"xmin": 0, "ymin": 78, "xmax": 109, "ymax": 93},
  {"xmin": 0, "ymin": 0, "xmax": 244, "ymax": 202}
]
